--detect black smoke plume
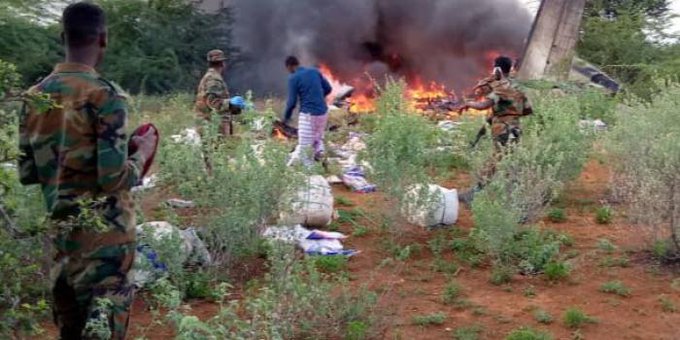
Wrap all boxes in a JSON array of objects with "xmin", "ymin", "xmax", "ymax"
[{"xmin": 226, "ymin": 0, "xmax": 533, "ymax": 95}]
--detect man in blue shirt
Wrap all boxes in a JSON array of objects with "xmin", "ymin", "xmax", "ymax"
[{"xmin": 282, "ymin": 56, "xmax": 332, "ymax": 167}]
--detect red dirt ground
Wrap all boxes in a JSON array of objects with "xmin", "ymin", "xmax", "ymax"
[{"xmin": 36, "ymin": 159, "xmax": 680, "ymax": 339}]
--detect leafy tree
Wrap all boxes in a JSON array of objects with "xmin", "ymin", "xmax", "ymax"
[
  {"xmin": 585, "ymin": 0, "xmax": 670, "ymax": 19},
  {"xmin": 578, "ymin": 2, "xmax": 678, "ymax": 101},
  {"xmin": 0, "ymin": 0, "xmax": 238, "ymax": 95},
  {"xmin": 98, "ymin": 0, "xmax": 237, "ymax": 94}
]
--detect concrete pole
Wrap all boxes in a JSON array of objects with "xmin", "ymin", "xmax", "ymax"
[
  {"xmin": 546, "ymin": 0, "xmax": 587, "ymax": 80},
  {"xmin": 518, "ymin": 0, "xmax": 587, "ymax": 81}
]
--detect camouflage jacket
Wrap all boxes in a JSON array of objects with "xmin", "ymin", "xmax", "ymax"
[
  {"xmin": 485, "ymin": 77, "xmax": 532, "ymax": 121},
  {"xmin": 19, "ymin": 63, "xmax": 144, "ymax": 245},
  {"xmin": 195, "ymin": 68, "xmax": 229, "ymax": 119}
]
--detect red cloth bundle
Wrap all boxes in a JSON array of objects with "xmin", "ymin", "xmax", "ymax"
[{"xmin": 128, "ymin": 123, "xmax": 159, "ymax": 178}]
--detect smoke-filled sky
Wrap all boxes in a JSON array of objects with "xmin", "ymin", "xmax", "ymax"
[{"xmin": 228, "ymin": 0, "xmax": 534, "ymax": 95}]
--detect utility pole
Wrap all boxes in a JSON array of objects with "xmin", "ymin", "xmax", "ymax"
[{"xmin": 518, "ymin": 0, "xmax": 587, "ymax": 81}]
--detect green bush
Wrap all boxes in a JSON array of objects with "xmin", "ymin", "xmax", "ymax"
[
  {"xmin": 0, "ymin": 60, "xmax": 50, "ymax": 337},
  {"xmin": 489, "ymin": 265, "xmax": 514, "ymax": 285},
  {"xmin": 533, "ymin": 309, "xmax": 554, "ymax": 324},
  {"xmin": 468, "ymin": 92, "xmax": 593, "ymax": 275},
  {"xmin": 544, "ymin": 261, "xmax": 571, "ymax": 281},
  {"xmin": 600, "ymin": 281, "xmax": 632, "ymax": 297},
  {"xmin": 563, "ymin": 308, "xmax": 597, "ymax": 329},
  {"xmin": 547, "ymin": 208, "xmax": 567, "ymax": 223},
  {"xmin": 315, "ymin": 256, "xmax": 349, "ymax": 274},
  {"xmin": 170, "ymin": 245, "xmax": 379, "ymax": 339},
  {"xmin": 595, "ymin": 206, "xmax": 613, "ymax": 225},
  {"xmin": 441, "ymin": 281, "xmax": 463, "ymax": 305},
  {"xmin": 411, "ymin": 312, "xmax": 446, "ymax": 326},
  {"xmin": 658, "ymin": 295, "xmax": 677, "ymax": 313},
  {"xmin": 597, "ymin": 238, "xmax": 617, "ymax": 253},
  {"xmin": 345, "ymin": 320, "xmax": 369, "ymax": 340},
  {"xmin": 453, "ymin": 325, "xmax": 483, "ymax": 340},
  {"xmin": 0, "ymin": 1, "xmax": 237, "ymax": 95},
  {"xmin": 362, "ymin": 79, "xmax": 440, "ymax": 222},
  {"xmin": 606, "ymin": 86, "xmax": 680, "ymax": 254},
  {"xmin": 505, "ymin": 326, "xmax": 553, "ymax": 340}
]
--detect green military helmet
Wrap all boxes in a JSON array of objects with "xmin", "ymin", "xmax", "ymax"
[{"xmin": 207, "ymin": 49, "xmax": 227, "ymax": 62}]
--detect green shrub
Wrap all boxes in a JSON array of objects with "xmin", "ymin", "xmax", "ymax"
[
  {"xmin": 362, "ymin": 79, "xmax": 440, "ymax": 223},
  {"xmin": 315, "ymin": 256, "xmax": 349, "ymax": 274},
  {"xmin": 505, "ymin": 326, "xmax": 553, "ymax": 340},
  {"xmin": 606, "ymin": 87, "xmax": 680, "ymax": 254},
  {"xmin": 597, "ymin": 238, "xmax": 617, "ymax": 253},
  {"xmin": 453, "ymin": 325, "xmax": 483, "ymax": 340},
  {"xmin": 658, "ymin": 295, "xmax": 677, "ymax": 313},
  {"xmin": 335, "ymin": 196, "xmax": 355, "ymax": 207},
  {"xmin": 170, "ymin": 245, "xmax": 379, "ymax": 339},
  {"xmin": 490, "ymin": 265, "xmax": 514, "ymax": 285},
  {"xmin": 432, "ymin": 258, "xmax": 459, "ymax": 274},
  {"xmin": 533, "ymin": 309, "xmax": 554, "ymax": 324},
  {"xmin": 441, "ymin": 281, "xmax": 463, "ymax": 305},
  {"xmin": 652, "ymin": 240, "xmax": 671, "ymax": 259},
  {"xmin": 185, "ymin": 271, "xmax": 213, "ymax": 300},
  {"xmin": 563, "ymin": 308, "xmax": 596, "ymax": 329},
  {"xmin": 411, "ymin": 312, "xmax": 446, "ymax": 326},
  {"xmin": 345, "ymin": 320, "xmax": 369, "ymax": 340},
  {"xmin": 0, "ymin": 63, "xmax": 51, "ymax": 336},
  {"xmin": 547, "ymin": 208, "xmax": 567, "ymax": 223},
  {"xmin": 352, "ymin": 225, "xmax": 369, "ymax": 237},
  {"xmin": 595, "ymin": 206, "xmax": 613, "ymax": 225},
  {"xmin": 544, "ymin": 261, "xmax": 571, "ymax": 281},
  {"xmin": 599, "ymin": 281, "xmax": 631, "ymax": 297},
  {"xmin": 599, "ymin": 256, "xmax": 630, "ymax": 268}
]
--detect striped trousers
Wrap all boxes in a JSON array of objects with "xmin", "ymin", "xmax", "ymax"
[{"xmin": 295, "ymin": 112, "xmax": 327, "ymax": 167}]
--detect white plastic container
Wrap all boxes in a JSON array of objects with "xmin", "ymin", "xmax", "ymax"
[
  {"xmin": 281, "ymin": 175, "xmax": 335, "ymax": 228},
  {"xmin": 403, "ymin": 185, "xmax": 459, "ymax": 228}
]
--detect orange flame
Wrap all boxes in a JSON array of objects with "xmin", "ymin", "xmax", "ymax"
[{"xmin": 319, "ymin": 63, "xmax": 489, "ymax": 117}]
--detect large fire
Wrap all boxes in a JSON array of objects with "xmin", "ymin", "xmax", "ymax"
[{"xmin": 319, "ymin": 64, "xmax": 489, "ymax": 117}]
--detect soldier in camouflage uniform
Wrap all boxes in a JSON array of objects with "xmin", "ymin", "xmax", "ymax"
[
  {"xmin": 459, "ymin": 56, "xmax": 533, "ymax": 204},
  {"xmin": 195, "ymin": 49, "xmax": 231, "ymax": 173},
  {"xmin": 18, "ymin": 3, "xmax": 157, "ymax": 339}
]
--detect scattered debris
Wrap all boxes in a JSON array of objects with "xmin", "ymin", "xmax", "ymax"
[
  {"xmin": 402, "ymin": 185, "xmax": 459, "ymax": 228},
  {"xmin": 170, "ymin": 128, "xmax": 201, "ymax": 146},
  {"xmin": 166, "ymin": 199, "xmax": 195, "ymax": 209},
  {"xmin": 252, "ymin": 117, "xmax": 267, "ymax": 131},
  {"xmin": 437, "ymin": 120, "xmax": 462, "ymax": 132},
  {"xmin": 280, "ymin": 175, "xmax": 335, "ymax": 228},
  {"xmin": 328, "ymin": 132, "xmax": 377, "ymax": 193},
  {"xmin": 342, "ymin": 166, "xmax": 377, "ymax": 193},
  {"xmin": 579, "ymin": 119, "xmax": 608, "ymax": 132},
  {"xmin": 132, "ymin": 174, "xmax": 158, "ymax": 193},
  {"xmin": 263, "ymin": 225, "xmax": 359, "ymax": 256},
  {"xmin": 326, "ymin": 175, "xmax": 343, "ymax": 185},
  {"xmin": 133, "ymin": 221, "xmax": 212, "ymax": 289}
]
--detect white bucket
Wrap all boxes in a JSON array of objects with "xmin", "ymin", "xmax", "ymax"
[
  {"xmin": 281, "ymin": 175, "xmax": 335, "ymax": 228},
  {"xmin": 403, "ymin": 185, "xmax": 459, "ymax": 228}
]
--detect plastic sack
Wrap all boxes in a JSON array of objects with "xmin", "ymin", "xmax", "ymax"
[
  {"xmin": 280, "ymin": 176, "xmax": 335, "ymax": 228},
  {"xmin": 402, "ymin": 185, "xmax": 459, "ymax": 228}
]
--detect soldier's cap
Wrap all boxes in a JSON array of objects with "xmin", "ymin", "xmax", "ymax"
[{"xmin": 207, "ymin": 49, "xmax": 227, "ymax": 62}]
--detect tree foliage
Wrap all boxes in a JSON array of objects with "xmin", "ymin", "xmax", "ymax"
[
  {"xmin": 585, "ymin": 0, "xmax": 670, "ymax": 18},
  {"xmin": 0, "ymin": 0, "xmax": 238, "ymax": 95},
  {"xmin": 578, "ymin": 2, "xmax": 679, "ymax": 101}
]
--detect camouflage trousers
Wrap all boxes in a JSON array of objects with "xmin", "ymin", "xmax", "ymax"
[
  {"xmin": 197, "ymin": 114, "xmax": 233, "ymax": 174},
  {"xmin": 480, "ymin": 121, "xmax": 522, "ymax": 182},
  {"xmin": 51, "ymin": 226, "xmax": 135, "ymax": 340}
]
